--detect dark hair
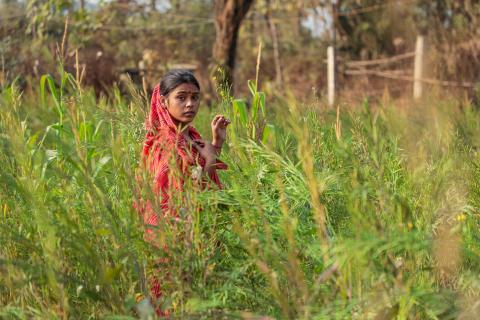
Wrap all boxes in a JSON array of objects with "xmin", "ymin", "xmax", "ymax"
[{"xmin": 159, "ymin": 69, "xmax": 200, "ymax": 96}]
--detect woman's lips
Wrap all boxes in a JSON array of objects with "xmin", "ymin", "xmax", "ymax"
[{"xmin": 184, "ymin": 111, "xmax": 195, "ymax": 117}]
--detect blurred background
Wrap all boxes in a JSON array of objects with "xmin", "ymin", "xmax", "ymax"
[
  {"xmin": 1, "ymin": 0, "xmax": 479, "ymax": 103},
  {"xmin": 2, "ymin": 2, "xmax": 480, "ymax": 319}
]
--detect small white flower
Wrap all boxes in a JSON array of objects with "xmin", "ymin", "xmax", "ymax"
[
  {"xmin": 95, "ymin": 285, "xmax": 100, "ymax": 292},
  {"xmin": 191, "ymin": 165, "xmax": 202, "ymax": 180}
]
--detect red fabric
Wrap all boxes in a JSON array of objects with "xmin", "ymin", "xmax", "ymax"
[
  {"xmin": 139, "ymin": 84, "xmax": 227, "ymax": 311},
  {"xmin": 141, "ymin": 84, "xmax": 227, "ymax": 224}
]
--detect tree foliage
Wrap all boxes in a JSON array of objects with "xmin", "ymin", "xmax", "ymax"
[{"xmin": 1, "ymin": 0, "xmax": 479, "ymax": 98}]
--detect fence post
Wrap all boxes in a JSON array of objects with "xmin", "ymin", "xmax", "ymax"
[
  {"xmin": 413, "ymin": 35, "xmax": 424, "ymax": 99},
  {"xmin": 327, "ymin": 46, "xmax": 335, "ymax": 107}
]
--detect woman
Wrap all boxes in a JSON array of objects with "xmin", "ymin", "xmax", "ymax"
[{"xmin": 138, "ymin": 69, "xmax": 230, "ymax": 311}]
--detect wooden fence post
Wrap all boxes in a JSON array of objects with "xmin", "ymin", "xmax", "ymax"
[
  {"xmin": 328, "ymin": 46, "xmax": 335, "ymax": 107},
  {"xmin": 413, "ymin": 35, "xmax": 424, "ymax": 99}
]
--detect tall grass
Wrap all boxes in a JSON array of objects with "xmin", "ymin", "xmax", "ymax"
[{"xmin": 0, "ymin": 69, "xmax": 479, "ymax": 319}]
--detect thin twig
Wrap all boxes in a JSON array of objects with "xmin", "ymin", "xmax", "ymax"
[
  {"xmin": 346, "ymin": 52, "xmax": 415, "ymax": 68},
  {"xmin": 345, "ymin": 69, "xmax": 476, "ymax": 88},
  {"xmin": 255, "ymin": 40, "xmax": 262, "ymax": 90},
  {"xmin": 61, "ymin": 16, "xmax": 69, "ymax": 62},
  {"xmin": 346, "ymin": 69, "xmax": 412, "ymax": 76}
]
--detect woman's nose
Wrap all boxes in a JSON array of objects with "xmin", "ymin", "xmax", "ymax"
[{"xmin": 185, "ymin": 98, "xmax": 195, "ymax": 108}]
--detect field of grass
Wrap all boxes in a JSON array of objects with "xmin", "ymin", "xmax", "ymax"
[{"xmin": 1, "ymin": 69, "xmax": 480, "ymax": 319}]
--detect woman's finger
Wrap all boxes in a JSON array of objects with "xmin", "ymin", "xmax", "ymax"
[
  {"xmin": 218, "ymin": 118, "xmax": 230, "ymax": 128},
  {"xmin": 212, "ymin": 115, "xmax": 230, "ymax": 131},
  {"xmin": 212, "ymin": 115, "xmax": 221, "ymax": 126},
  {"xmin": 216, "ymin": 117, "xmax": 225, "ymax": 129}
]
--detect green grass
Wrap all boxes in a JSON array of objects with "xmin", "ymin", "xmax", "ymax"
[{"xmin": 0, "ymin": 70, "xmax": 479, "ymax": 319}]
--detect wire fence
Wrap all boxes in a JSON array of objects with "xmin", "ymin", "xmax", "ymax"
[{"xmin": 327, "ymin": 35, "xmax": 479, "ymax": 105}]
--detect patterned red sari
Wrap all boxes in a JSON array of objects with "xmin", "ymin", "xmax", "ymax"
[{"xmin": 138, "ymin": 84, "xmax": 227, "ymax": 312}]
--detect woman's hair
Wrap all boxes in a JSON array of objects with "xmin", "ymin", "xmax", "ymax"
[{"xmin": 159, "ymin": 69, "xmax": 200, "ymax": 96}]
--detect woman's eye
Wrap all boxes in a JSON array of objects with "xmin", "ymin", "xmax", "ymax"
[
  {"xmin": 192, "ymin": 95, "xmax": 199, "ymax": 101},
  {"xmin": 177, "ymin": 96, "xmax": 185, "ymax": 101}
]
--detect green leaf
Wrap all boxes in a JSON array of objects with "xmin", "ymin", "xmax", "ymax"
[
  {"xmin": 50, "ymin": 123, "xmax": 64, "ymax": 131},
  {"xmin": 95, "ymin": 228, "xmax": 111, "ymax": 236},
  {"xmin": 93, "ymin": 119, "xmax": 105, "ymax": 139},
  {"xmin": 66, "ymin": 72, "xmax": 78, "ymax": 90},
  {"xmin": 248, "ymin": 79, "xmax": 257, "ymax": 96},
  {"xmin": 40, "ymin": 75, "xmax": 47, "ymax": 107},
  {"xmin": 93, "ymin": 156, "xmax": 112, "ymax": 179},
  {"xmin": 252, "ymin": 92, "xmax": 259, "ymax": 122},
  {"xmin": 233, "ymin": 99, "xmax": 248, "ymax": 127},
  {"xmin": 259, "ymin": 92, "xmax": 266, "ymax": 117},
  {"xmin": 79, "ymin": 121, "xmax": 94, "ymax": 142},
  {"xmin": 262, "ymin": 124, "xmax": 274, "ymax": 144},
  {"xmin": 40, "ymin": 74, "xmax": 63, "ymax": 122}
]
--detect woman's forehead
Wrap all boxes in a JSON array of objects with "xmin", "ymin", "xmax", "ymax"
[{"xmin": 173, "ymin": 83, "xmax": 199, "ymax": 94}]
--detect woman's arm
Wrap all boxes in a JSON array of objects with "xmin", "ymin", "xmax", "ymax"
[
  {"xmin": 193, "ymin": 141, "xmax": 218, "ymax": 174},
  {"xmin": 189, "ymin": 115, "xmax": 230, "ymax": 182},
  {"xmin": 211, "ymin": 115, "xmax": 230, "ymax": 152}
]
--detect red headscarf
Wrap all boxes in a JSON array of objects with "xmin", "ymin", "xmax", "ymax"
[{"xmin": 140, "ymin": 84, "xmax": 227, "ymax": 226}]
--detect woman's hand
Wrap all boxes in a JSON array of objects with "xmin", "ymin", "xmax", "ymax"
[
  {"xmin": 211, "ymin": 115, "xmax": 231, "ymax": 149},
  {"xmin": 192, "ymin": 139, "xmax": 217, "ymax": 167}
]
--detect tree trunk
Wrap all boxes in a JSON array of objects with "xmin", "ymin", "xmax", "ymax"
[
  {"xmin": 265, "ymin": 0, "xmax": 283, "ymax": 87},
  {"xmin": 212, "ymin": 0, "xmax": 254, "ymax": 92}
]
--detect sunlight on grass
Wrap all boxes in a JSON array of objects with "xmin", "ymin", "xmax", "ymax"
[{"xmin": 0, "ymin": 70, "xmax": 479, "ymax": 319}]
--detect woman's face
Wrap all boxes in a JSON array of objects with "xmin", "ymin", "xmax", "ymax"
[{"xmin": 161, "ymin": 83, "xmax": 200, "ymax": 126}]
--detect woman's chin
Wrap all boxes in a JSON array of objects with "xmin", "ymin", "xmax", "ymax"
[
  {"xmin": 181, "ymin": 116, "xmax": 195, "ymax": 123},
  {"xmin": 171, "ymin": 116, "xmax": 194, "ymax": 127}
]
